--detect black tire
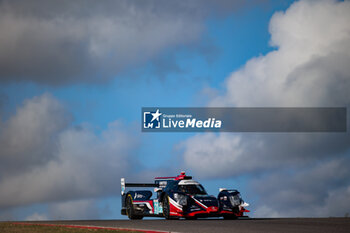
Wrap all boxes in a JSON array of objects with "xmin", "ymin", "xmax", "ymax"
[
  {"xmin": 126, "ymin": 194, "xmax": 143, "ymax": 220},
  {"xmin": 223, "ymin": 214, "xmax": 238, "ymax": 220},
  {"xmin": 162, "ymin": 195, "xmax": 179, "ymax": 220}
]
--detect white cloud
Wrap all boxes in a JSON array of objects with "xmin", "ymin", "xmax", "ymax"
[
  {"xmin": 0, "ymin": 1, "xmax": 201, "ymax": 84},
  {"xmin": 24, "ymin": 199, "xmax": 100, "ymax": 220},
  {"xmin": 210, "ymin": 0, "xmax": 350, "ymax": 107},
  {"xmin": 48, "ymin": 199, "xmax": 100, "ymax": 220},
  {"xmin": 182, "ymin": 0, "xmax": 350, "ymax": 217},
  {"xmin": 25, "ymin": 212, "xmax": 48, "ymax": 221},
  {"xmin": 0, "ymin": 93, "xmax": 70, "ymax": 176},
  {"xmin": 0, "ymin": 0, "xmax": 251, "ymax": 85},
  {"xmin": 251, "ymin": 157, "xmax": 350, "ymax": 217},
  {"xmin": 0, "ymin": 94, "xmax": 139, "ymax": 209},
  {"xmin": 181, "ymin": 134, "xmax": 265, "ymax": 178}
]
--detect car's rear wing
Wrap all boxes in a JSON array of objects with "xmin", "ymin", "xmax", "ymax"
[
  {"xmin": 121, "ymin": 178, "xmax": 158, "ymax": 195},
  {"xmin": 121, "ymin": 172, "xmax": 191, "ymax": 195}
]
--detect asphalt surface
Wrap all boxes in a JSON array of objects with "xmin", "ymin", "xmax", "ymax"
[{"xmin": 24, "ymin": 218, "xmax": 350, "ymax": 233}]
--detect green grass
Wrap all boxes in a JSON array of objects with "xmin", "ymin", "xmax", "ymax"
[{"xmin": 0, "ymin": 222, "xmax": 142, "ymax": 233}]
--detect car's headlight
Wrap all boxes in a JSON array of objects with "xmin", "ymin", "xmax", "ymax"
[
  {"xmin": 173, "ymin": 193, "xmax": 187, "ymax": 206},
  {"xmin": 229, "ymin": 194, "xmax": 242, "ymax": 206}
]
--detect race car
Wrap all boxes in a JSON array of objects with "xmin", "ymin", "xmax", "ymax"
[{"xmin": 120, "ymin": 171, "xmax": 249, "ymax": 220}]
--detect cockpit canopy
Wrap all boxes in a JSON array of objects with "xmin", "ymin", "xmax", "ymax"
[
  {"xmin": 176, "ymin": 180, "xmax": 207, "ymax": 195},
  {"xmin": 156, "ymin": 172, "xmax": 208, "ymax": 195}
]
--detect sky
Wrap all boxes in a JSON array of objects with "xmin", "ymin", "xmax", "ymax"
[{"xmin": 0, "ymin": 0, "xmax": 350, "ymax": 220}]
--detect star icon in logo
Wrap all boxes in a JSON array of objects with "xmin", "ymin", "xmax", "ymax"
[{"xmin": 151, "ymin": 109, "xmax": 162, "ymax": 122}]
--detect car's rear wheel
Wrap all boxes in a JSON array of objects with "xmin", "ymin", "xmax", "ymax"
[
  {"xmin": 162, "ymin": 195, "xmax": 179, "ymax": 220},
  {"xmin": 126, "ymin": 194, "xmax": 143, "ymax": 220}
]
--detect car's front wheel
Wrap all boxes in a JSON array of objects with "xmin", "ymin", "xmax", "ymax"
[
  {"xmin": 162, "ymin": 195, "xmax": 179, "ymax": 220},
  {"xmin": 126, "ymin": 194, "xmax": 143, "ymax": 220}
]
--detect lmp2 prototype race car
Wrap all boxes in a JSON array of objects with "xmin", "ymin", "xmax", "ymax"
[{"xmin": 121, "ymin": 172, "xmax": 249, "ymax": 220}]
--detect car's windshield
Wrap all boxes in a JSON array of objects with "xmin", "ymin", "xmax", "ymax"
[{"xmin": 178, "ymin": 184, "xmax": 207, "ymax": 195}]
